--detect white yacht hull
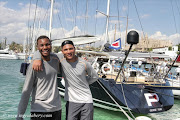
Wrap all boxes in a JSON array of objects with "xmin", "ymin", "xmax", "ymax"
[
  {"xmin": 17, "ymin": 53, "xmax": 27, "ymax": 60},
  {"xmin": 0, "ymin": 54, "xmax": 18, "ymax": 59},
  {"xmin": 172, "ymin": 90, "xmax": 180, "ymax": 96},
  {"xmin": 168, "ymin": 79, "xmax": 180, "ymax": 96}
]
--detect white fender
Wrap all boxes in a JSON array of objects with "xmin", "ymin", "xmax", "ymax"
[
  {"xmin": 135, "ymin": 116, "xmax": 152, "ymax": 120},
  {"xmin": 92, "ymin": 62, "xmax": 99, "ymax": 73},
  {"xmin": 101, "ymin": 63, "xmax": 112, "ymax": 74},
  {"xmin": 61, "ymin": 77, "xmax": 65, "ymax": 87}
]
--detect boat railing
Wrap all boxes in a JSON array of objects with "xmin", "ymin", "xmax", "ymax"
[{"xmin": 167, "ymin": 74, "xmax": 180, "ymax": 87}]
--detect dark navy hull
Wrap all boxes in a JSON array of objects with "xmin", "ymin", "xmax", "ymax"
[
  {"xmin": 58, "ymin": 78, "xmax": 174, "ymax": 114},
  {"xmin": 91, "ymin": 78, "xmax": 174, "ymax": 114}
]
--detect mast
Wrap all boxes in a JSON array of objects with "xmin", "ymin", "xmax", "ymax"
[
  {"xmin": 99, "ymin": 0, "xmax": 110, "ymax": 51},
  {"xmin": 105, "ymin": 0, "xmax": 110, "ymax": 44},
  {"xmin": 49, "ymin": 0, "xmax": 54, "ymax": 39},
  {"xmin": 114, "ymin": 24, "xmax": 116, "ymax": 41},
  {"xmin": 23, "ymin": 35, "xmax": 26, "ymax": 53},
  {"xmin": 32, "ymin": 23, "xmax": 36, "ymax": 53},
  {"xmin": 97, "ymin": 0, "xmax": 125, "ymax": 51}
]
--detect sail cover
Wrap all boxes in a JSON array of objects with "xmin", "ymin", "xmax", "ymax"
[{"xmin": 51, "ymin": 35, "xmax": 101, "ymax": 46}]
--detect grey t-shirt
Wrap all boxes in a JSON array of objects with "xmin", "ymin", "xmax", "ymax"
[
  {"xmin": 33, "ymin": 51, "xmax": 99, "ymax": 103},
  {"xmin": 17, "ymin": 54, "xmax": 61, "ymax": 119}
]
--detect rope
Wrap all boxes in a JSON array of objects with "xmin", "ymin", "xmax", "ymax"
[
  {"xmin": 116, "ymin": 0, "xmax": 121, "ymax": 38},
  {"xmin": 56, "ymin": 5, "xmax": 66, "ymax": 37},
  {"xmin": 61, "ymin": 1, "xmax": 69, "ymax": 33},
  {"xmin": 132, "ymin": 0, "xmax": 156, "ymax": 71},
  {"xmin": 171, "ymin": 0, "xmax": 178, "ymax": 35},
  {"xmin": 175, "ymin": 0, "xmax": 180, "ymax": 16},
  {"xmin": 27, "ymin": 0, "xmax": 32, "ymax": 42},
  {"xmin": 74, "ymin": 0, "xmax": 78, "ymax": 36},
  {"xmin": 67, "ymin": 0, "xmax": 75, "ymax": 31},
  {"xmin": 97, "ymin": 80, "xmax": 134, "ymax": 120},
  {"xmin": 31, "ymin": 0, "xmax": 39, "ymax": 44},
  {"xmin": 35, "ymin": 3, "xmax": 50, "ymax": 39},
  {"xmin": 94, "ymin": 0, "xmax": 98, "ymax": 35},
  {"xmin": 119, "ymin": 82, "xmax": 135, "ymax": 119},
  {"xmin": 84, "ymin": 0, "xmax": 88, "ymax": 35},
  {"xmin": 170, "ymin": 0, "xmax": 180, "ymax": 44},
  {"xmin": 26, "ymin": 0, "xmax": 32, "ymax": 57},
  {"xmin": 125, "ymin": 0, "xmax": 130, "ymax": 47}
]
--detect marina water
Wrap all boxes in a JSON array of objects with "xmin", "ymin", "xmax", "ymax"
[{"xmin": 0, "ymin": 60, "xmax": 180, "ymax": 120}]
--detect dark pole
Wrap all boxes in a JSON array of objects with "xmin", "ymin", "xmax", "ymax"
[
  {"xmin": 115, "ymin": 30, "xmax": 139, "ymax": 82},
  {"xmin": 115, "ymin": 44, "xmax": 133, "ymax": 81}
]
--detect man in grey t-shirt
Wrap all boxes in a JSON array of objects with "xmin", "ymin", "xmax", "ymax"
[
  {"xmin": 17, "ymin": 36, "xmax": 61, "ymax": 120},
  {"xmin": 33, "ymin": 40, "xmax": 98, "ymax": 120}
]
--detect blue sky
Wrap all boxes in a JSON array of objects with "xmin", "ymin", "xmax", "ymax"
[{"xmin": 0, "ymin": 0, "xmax": 180, "ymax": 46}]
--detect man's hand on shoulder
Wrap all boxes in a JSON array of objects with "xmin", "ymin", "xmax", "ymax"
[{"xmin": 32, "ymin": 60, "xmax": 42, "ymax": 71}]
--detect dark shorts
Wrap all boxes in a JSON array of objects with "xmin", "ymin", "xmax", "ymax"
[
  {"xmin": 66, "ymin": 101, "xmax": 93, "ymax": 120},
  {"xmin": 31, "ymin": 109, "xmax": 61, "ymax": 120}
]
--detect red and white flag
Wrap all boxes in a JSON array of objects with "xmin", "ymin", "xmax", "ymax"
[{"xmin": 109, "ymin": 38, "xmax": 121, "ymax": 50}]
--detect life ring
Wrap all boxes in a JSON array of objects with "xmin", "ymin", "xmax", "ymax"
[
  {"xmin": 101, "ymin": 63, "xmax": 112, "ymax": 74},
  {"xmin": 92, "ymin": 62, "xmax": 99, "ymax": 73}
]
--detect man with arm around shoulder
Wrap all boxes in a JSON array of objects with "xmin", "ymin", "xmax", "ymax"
[{"xmin": 16, "ymin": 35, "xmax": 62, "ymax": 120}]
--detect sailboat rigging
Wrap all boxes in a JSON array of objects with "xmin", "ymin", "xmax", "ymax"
[
  {"xmin": 19, "ymin": 0, "xmax": 178, "ymax": 119},
  {"xmin": 56, "ymin": 1, "xmax": 174, "ymax": 119}
]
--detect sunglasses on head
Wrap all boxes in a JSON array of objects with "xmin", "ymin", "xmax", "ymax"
[{"xmin": 61, "ymin": 40, "xmax": 74, "ymax": 47}]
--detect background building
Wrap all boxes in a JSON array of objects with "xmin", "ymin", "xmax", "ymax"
[{"xmin": 124, "ymin": 34, "xmax": 172, "ymax": 52}]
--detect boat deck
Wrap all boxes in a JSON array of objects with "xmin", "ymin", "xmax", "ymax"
[{"xmin": 99, "ymin": 74, "xmax": 166, "ymax": 85}]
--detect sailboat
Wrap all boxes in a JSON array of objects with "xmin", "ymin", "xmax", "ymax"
[
  {"xmin": 0, "ymin": 47, "xmax": 18, "ymax": 60},
  {"xmin": 55, "ymin": 2, "xmax": 174, "ymax": 119},
  {"xmin": 57, "ymin": 31, "xmax": 174, "ymax": 115}
]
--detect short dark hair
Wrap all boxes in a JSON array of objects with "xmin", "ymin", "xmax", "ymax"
[
  {"xmin": 37, "ymin": 35, "xmax": 50, "ymax": 45},
  {"xmin": 61, "ymin": 40, "xmax": 74, "ymax": 48}
]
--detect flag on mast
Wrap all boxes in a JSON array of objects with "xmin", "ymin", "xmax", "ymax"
[
  {"xmin": 176, "ymin": 54, "xmax": 180, "ymax": 62},
  {"xmin": 109, "ymin": 38, "xmax": 121, "ymax": 50}
]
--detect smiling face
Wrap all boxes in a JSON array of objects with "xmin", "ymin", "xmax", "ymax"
[
  {"xmin": 37, "ymin": 37, "xmax": 51, "ymax": 61},
  {"xmin": 61, "ymin": 44, "xmax": 76, "ymax": 62}
]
